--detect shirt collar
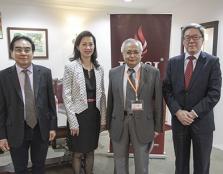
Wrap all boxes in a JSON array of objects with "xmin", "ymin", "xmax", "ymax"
[
  {"xmin": 16, "ymin": 64, "xmax": 33, "ymax": 74},
  {"xmin": 125, "ymin": 62, "xmax": 141, "ymax": 73},
  {"xmin": 185, "ymin": 51, "xmax": 201, "ymax": 60}
]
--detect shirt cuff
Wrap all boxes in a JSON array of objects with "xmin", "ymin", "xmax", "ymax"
[{"xmin": 191, "ymin": 110, "xmax": 198, "ymax": 118}]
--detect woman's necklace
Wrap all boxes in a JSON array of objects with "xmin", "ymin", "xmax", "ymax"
[{"xmin": 82, "ymin": 62, "xmax": 93, "ymax": 78}]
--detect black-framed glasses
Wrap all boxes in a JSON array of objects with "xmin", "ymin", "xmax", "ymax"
[{"xmin": 184, "ymin": 35, "xmax": 203, "ymax": 41}]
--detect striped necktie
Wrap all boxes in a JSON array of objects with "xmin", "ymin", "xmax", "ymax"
[
  {"xmin": 22, "ymin": 69, "xmax": 37, "ymax": 128},
  {"xmin": 184, "ymin": 56, "xmax": 195, "ymax": 90}
]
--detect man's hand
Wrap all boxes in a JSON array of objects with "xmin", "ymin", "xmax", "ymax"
[
  {"xmin": 188, "ymin": 110, "xmax": 198, "ymax": 119},
  {"xmin": 70, "ymin": 128, "xmax": 79, "ymax": 136},
  {"xmin": 49, "ymin": 130, "xmax": 56, "ymax": 141},
  {"xmin": 0, "ymin": 139, "xmax": 10, "ymax": 152},
  {"xmin": 154, "ymin": 131, "xmax": 159, "ymax": 138},
  {"xmin": 175, "ymin": 109, "xmax": 194, "ymax": 125}
]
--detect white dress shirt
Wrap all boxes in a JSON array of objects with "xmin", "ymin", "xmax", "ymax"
[
  {"xmin": 16, "ymin": 64, "xmax": 34, "ymax": 118},
  {"xmin": 184, "ymin": 51, "xmax": 201, "ymax": 72},
  {"xmin": 123, "ymin": 63, "xmax": 141, "ymax": 106}
]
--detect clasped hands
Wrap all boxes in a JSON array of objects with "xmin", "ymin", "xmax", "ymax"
[{"xmin": 175, "ymin": 109, "xmax": 197, "ymax": 126}]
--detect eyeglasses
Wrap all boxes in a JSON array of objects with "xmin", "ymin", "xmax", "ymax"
[
  {"xmin": 125, "ymin": 50, "xmax": 141, "ymax": 56},
  {"xmin": 14, "ymin": 47, "xmax": 32, "ymax": 54},
  {"xmin": 184, "ymin": 35, "xmax": 203, "ymax": 41}
]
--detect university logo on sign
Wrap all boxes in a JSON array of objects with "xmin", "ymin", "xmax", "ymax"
[{"xmin": 118, "ymin": 25, "xmax": 165, "ymax": 69}]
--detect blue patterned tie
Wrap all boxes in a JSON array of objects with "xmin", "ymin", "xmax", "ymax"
[{"xmin": 128, "ymin": 68, "xmax": 135, "ymax": 88}]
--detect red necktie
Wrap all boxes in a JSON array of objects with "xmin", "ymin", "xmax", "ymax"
[{"xmin": 184, "ymin": 56, "xmax": 195, "ymax": 90}]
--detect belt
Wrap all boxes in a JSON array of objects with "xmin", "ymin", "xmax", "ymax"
[
  {"xmin": 87, "ymin": 98, "xmax": 96, "ymax": 102},
  {"xmin": 124, "ymin": 110, "xmax": 133, "ymax": 116}
]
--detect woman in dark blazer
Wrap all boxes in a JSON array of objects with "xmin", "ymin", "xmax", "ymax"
[{"xmin": 63, "ymin": 31, "xmax": 106, "ymax": 174}]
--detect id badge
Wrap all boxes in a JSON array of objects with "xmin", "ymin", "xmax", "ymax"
[{"xmin": 131, "ymin": 100, "xmax": 144, "ymax": 111}]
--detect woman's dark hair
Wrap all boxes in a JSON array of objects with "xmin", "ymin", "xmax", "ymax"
[
  {"xmin": 9, "ymin": 35, "xmax": 35, "ymax": 52},
  {"xmin": 69, "ymin": 30, "xmax": 99, "ymax": 68}
]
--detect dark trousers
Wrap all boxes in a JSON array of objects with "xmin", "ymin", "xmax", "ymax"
[
  {"xmin": 10, "ymin": 123, "xmax": 49, "ymax": 174},
  {"xmin": 173, "ymin": 126, "xmax": 213, "ymax": 174}
]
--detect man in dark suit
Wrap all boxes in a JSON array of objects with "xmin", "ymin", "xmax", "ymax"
[
  {"xmin": 0, "ymin": 35, "xmax": 57, "ymax": 174},
  {"xmin": 107, "ymin": 38, "xmax": 163, "ymax": 174},
  {"xmin": 163, "ymin": 23, "xmax": 222, "ymax": 174}
]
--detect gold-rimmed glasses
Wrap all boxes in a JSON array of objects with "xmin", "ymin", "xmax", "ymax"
[{"xmin": 14, "ymin": 47, "xmax": 32, "ymax": 54}]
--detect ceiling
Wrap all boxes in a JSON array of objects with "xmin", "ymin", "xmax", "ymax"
[{"xmin": 4, "ymin": 0, "xmax": 183, "ymax": 11}]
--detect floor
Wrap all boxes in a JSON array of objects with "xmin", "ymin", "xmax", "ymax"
[{"xmin": 1, "ymin": 130, "xmax": 223, "ymax": 174}]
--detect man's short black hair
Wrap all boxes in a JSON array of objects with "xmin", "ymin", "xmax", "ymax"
[{"xmin": 9, "ymin": 35, "xmax": 35, "ymax": 52}]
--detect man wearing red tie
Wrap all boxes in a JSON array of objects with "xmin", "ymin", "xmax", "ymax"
[{"xmin": 163, "ymin": 23, "xmax": 222, "ymax": 174}]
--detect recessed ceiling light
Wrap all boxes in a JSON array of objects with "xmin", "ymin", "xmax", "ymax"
[{"xmin": 124, "ymin": 0, "xmax": 133, "ymax": 2}]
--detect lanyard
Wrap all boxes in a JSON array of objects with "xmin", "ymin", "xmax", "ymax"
[{"xmin": 127, "ymin": 70, "xmax": 140, "ymax": 101}]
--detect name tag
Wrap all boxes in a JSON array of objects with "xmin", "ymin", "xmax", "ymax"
[{"xmin": 131, "ymin": 100, "xmax": 144, "ymax": 111}]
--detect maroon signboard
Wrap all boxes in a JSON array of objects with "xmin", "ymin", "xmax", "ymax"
[{"xmin": 110, "ymin": 14, "xmax": 172, "ymax": 157}]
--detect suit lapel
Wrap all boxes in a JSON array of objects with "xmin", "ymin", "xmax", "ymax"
[
  {"xmin": 33, "ymin": 64, "xmax": 41, "ymax": 99},
  {"xmin": 119, "ymin": 65, "xmax": 125, "ymax": 106},
  {"xmin": 94, "ymin": 67, "xmax": 101, "ymax": 99},
  {"xmin": 178, "ymin": 55, "xmax": 185, "ymax": 90},
  {"xmin": 138, "ymin": 64, "xmax": 146, "ymax": 97},
  {"xmin": 77, "ymin": 61, "xmax": 87, "ymax": 100},
  {"xmin": 188, "ymin": 52, "xmax": 206, "ymax": 89},
  {"xmin": 10, "ymin": 65, "xmax": 23, "ymax": 101}
]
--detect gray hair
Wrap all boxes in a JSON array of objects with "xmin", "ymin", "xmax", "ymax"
[
  {"xmin": 182, "ymin": 23, "xmax": 205, "ymax": 38},
  {"xmin": 121, "ymin": 38, "xmax": 143, "ymax": 53}
]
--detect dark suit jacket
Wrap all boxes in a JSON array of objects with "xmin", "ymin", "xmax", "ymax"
[
  {"xmin": 107, "ymin": 63, "xmax": 163, "ymax": 144},
  {"xmin": 0, "ymin": 64, "xmax": 57, "ymax": 148},
  {"xmin": 163, "ymin": 52, "xmax": 222, "ymax": 133}
]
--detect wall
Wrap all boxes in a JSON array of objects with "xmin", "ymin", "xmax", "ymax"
[
  {"xmin": 148, "ymin": 0, "xmax": 223, "ymax": 150},
  {"xmin": 0, "ymin": 1, "xmax": 146, "ymax": 89}
]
